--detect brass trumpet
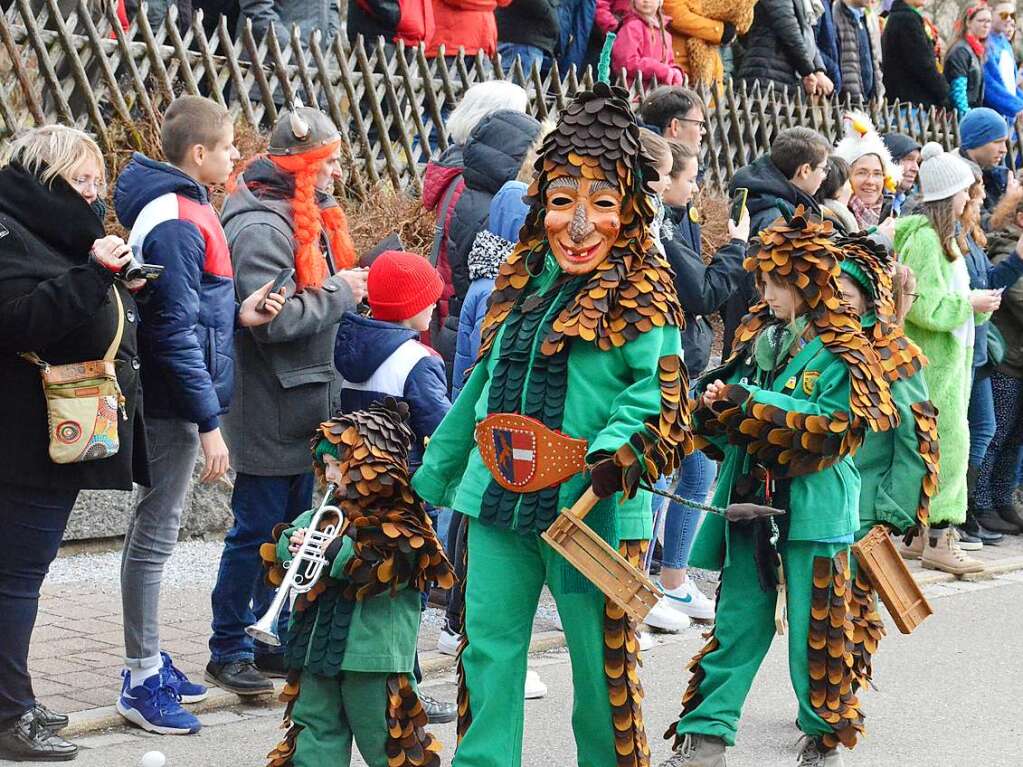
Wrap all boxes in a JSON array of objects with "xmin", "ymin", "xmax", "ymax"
[{"xmin": 245, "ymin": 483, "xmax": 344, "ymax": 647}]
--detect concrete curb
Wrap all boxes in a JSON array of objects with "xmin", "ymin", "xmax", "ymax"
[
  {"xmin": 63, "ymin": 630, "xmax": 569, "ymax": 738},
  {"xmin": 63, "ymin": 557, "xmax": 1023, "ymax": 739}
]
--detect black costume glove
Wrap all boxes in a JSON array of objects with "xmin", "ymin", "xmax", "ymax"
[
  {"xmin": 589, "ymin": 458, "xmax": 624, "ymax": 499},
  {"xmin": 720, "ymin": 22, "xmax": 737, "ymax": 45},
  {"xmin": 323, "ymin": 536, "xmax": 346, "ymax": 565}
]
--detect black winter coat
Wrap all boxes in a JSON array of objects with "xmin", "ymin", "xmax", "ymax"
[
  {"xmin": 0, "ymin": 163, "xmax": 149, "ymax": 492},
  {"xmin": 944, "ymin": 39, "xmax": 985, "ymax": 111},
  {"xmin": 663, "ymin": 206, "xmax": 746, "ymax": 377},
  {"xmin": 737, "ymin": 0, "xmax": 822, "ymax": 90},
  {"xmin": 881, "ymin": 0, "xmax": 949, "ymax": 107},
  {"xmin": 496, "ymin": 0, "xmax": 560, "ymax": 55},
  {"xmin": 446, "ymin": 109, "xmax": 541, "ymax": 317},
  {"xmin": 720, "ymin": 156, "xmax": 822, "ymax": 358}
]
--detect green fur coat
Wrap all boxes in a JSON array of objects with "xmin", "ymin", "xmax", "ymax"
[{"xmin": 894, "ymin": 215, "xmax": 989, "ymax": 525}]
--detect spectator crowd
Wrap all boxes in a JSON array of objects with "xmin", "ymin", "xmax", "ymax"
[{"xmin": 6, "ymin": 1, "xmax": 1023, "ymax": 765}]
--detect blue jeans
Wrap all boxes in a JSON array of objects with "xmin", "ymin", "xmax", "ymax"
[
  {"xmin": 661, "ymin": 450, "xmax": 717, "ymax": 570},
  {"xmin": 209, "ymin": 472, "xmax": 314, "ymax": 664},
  {"xmin": 497, "ymin": 43, "xmax": 547, "ymax": 76},
  {"xmin": 967, "ymin": 370, "xmax": 996, "ymax": 467},
  {"xmin": 0, "ymin": 483, "xmax": 77, "ymax": 727}
]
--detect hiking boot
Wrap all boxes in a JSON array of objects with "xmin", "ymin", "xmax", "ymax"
[
  {"xmin": 657, "ymin": 733, "xmax": 727, "ymax": 766},
  {"xmin": 900, "ymin": 530, "xmax": 925, "ymax": 560},
  {"xmin": 973, "ymin": 509, "xmax": 1018, "ymax": 536},
  {"xmin": 921, "ymin": 528, "xmax": 985, "ymax": 576},
  {"xmin": 204, "ymin": 660, "xmax": 274, "ymax": 696},
  {"xmin": 796, "ymin": 735, "xmax": 843, "ymax": 766},
  {"xmin": 994, "ymin": 503, "xmax": 1023, "ymax": 534},
  {"xmin": 0, "ymin": 710, "xmax": 78, "ymax": 762}
]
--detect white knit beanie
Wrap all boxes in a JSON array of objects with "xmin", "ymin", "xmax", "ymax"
[{"xmin": 918, "ymin": 142, "xmax": 975, "ymax": 202}]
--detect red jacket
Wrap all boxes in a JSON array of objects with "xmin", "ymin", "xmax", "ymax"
[
  {"xmin": 425, "ymin": 0, "xmax": 510, "ymax": 58},
  {"xmin": 611, "ymin": 12, "xmax": 685, "ymax": 86},
  {"xmin": 595, "ymin": 0, "xmax": 631, "ymax": 33}
]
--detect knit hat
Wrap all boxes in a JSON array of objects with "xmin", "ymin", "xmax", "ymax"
[
  {"xmin": 367, "ymin": 250, "xmax": 444, "ymax": 322},
  {"xmin": 918, "ymin": 142, "xmax": 975, "ymax": 202},
  {"xmin": 839, "ymin": 258, "xmax": 876, "ymax": 299},
  {"xmin": 881, "ymin": 133, "xmax": 921, "ymax": 162},
  {"xmin": 959, "ymin": 107, "xmax": 1009, "ymax": 151},
  {"xmin": 834, "ymin": 112, "xmax": 902, "ymax": 191}
]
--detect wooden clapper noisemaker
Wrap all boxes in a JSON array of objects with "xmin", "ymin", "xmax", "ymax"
[
  {"xmin": 852, "ymin": 525, "xmax": 933, "ymax": 634},
  {"xmin": 475, "ymin": 414, "xmax": 661, "ymax": 623}
]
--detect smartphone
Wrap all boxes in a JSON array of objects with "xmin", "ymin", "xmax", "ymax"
[
  {"xmin": 878, "ymin": 194, "xmax": 895, "ymax": 223},
  {"xmin": 730, "ymin": 187, "xmax": 749, "ymax": 224},
  {"xmin": 260, "ymin": 267, "xmax": 295, "ymax": 310},
  {"xmin": 122, "ymin": 262, "xmax": 165, "ymax": 281}
]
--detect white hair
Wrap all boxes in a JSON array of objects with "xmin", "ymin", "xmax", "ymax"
[{"xmin": 446, "ymin": 82, "xmax": 529, "ymax": 146}]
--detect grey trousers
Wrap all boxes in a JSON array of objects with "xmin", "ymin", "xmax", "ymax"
[{"xmin": 120, "ymin": 417, "xmax": 200, "ymax": 670}]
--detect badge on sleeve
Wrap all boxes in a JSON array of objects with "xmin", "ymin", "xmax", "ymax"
[{"xmin": 802, "ymin": 371, "xmax": 820, "ymax": 395}]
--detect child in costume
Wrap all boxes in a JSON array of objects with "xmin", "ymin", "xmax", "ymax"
[
  {"xmin": 893, "ymin": 143, "xmax": 1002, "ymax": 575},
  {"xmin": 412, "ymin": 80, "xmax": 692, "ymax": 767},
  {"xmin": 660, "ymin": 209, "xmax": 896, "ymax": 767},
  {"xmin": 834, "ymin": 234, "xmax": 940, "ymax": 692},
  {"xmin": 263, "ymin": 400, "xmax": 455, "ymax": 767}
]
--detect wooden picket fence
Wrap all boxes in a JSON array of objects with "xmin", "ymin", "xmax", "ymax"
[{"xmin": 1, "ymin": 1, "xmax": 971, "ymax": 196}]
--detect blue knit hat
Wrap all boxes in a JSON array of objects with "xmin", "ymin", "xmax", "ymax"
[{"xmin": 960, "ymin": 108, "xmax": 1009, "ymax": 150}]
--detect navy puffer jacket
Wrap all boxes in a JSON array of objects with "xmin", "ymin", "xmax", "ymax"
[
  {"xmin": 115, "ymin": 154, "xmax": 236, "ymax": 432},
  {"xmin": 446, "ymin": 109, "xmax": 541, "ymax": 317}
]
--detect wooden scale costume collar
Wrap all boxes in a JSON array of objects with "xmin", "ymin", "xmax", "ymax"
[
  {"xmin": 698, "ymin": 209, "xmax": 897, "ymax": 478},
  {"xmin": 475, "ymin": 82, "xmax": 691, "ymax": 502}
]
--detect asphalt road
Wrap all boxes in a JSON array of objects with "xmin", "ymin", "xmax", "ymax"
[{"xmin": 24, "ymin": 572, "xmax": 1023, "ymax": 767}]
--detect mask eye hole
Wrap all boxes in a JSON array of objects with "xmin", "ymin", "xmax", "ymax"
[
  {"xmin": 549, "ymin": 193, "xmax": 574, "ymax": 207},
  {"xmin": 594, "ymin": 198, "xmax": 617, "ymax": 209}
]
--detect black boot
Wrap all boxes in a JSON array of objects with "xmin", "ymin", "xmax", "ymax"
[
  {"xmin": 963, "ymin": 512, "xmax": 1004, "ymax": 544},
  {"xmin": 0, "ymin": 711, "xmax": 78, "ymax": 762},
  {"xmin": 995, "ymin": 501, "xmax": 1023, "ymax": 534},
  {"xmin": 205, "ymin": 660, "xmax": 274, "ymax": 696},
  {"xmin": 975, "ymin": 508, "xmax": 1019, "ymax": 535}
]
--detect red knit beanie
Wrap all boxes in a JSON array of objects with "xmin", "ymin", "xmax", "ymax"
[{"xmin": 368, "ymin": 250, "xmax": 444, "ymax": 322}]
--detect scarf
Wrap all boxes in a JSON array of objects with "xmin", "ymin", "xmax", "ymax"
[
  {"xmin": 849, "ymin": 194, "xmax": 882, "ymax": 228},
  {"xmin": 966, "ymin": 33, "xmax": 986, "ymax": 58}
]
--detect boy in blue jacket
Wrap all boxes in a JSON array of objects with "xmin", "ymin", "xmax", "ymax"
[{"xmin": 114, "ymin": 95, "xmax": 282, "ymax": 735}]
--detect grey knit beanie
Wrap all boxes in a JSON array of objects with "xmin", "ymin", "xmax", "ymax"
[{"xmin": 918, "ymin": 142, "xmax": 975, "ymax": 202}]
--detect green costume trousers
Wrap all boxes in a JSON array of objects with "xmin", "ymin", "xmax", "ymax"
[
  {"xmin": 676, "ymin": 531, "xmax": 847, "ymax": 746},
  {"xmin": 455, "ymin": 518, "xmax": 620, "ymax": 767},
  {"xmin": 289, "ymin": 670, "xmax": 392, "ymax": 767}
]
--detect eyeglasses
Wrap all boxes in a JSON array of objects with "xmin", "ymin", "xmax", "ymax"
[
  {"xmin": 69, "ymin": 176, "xmax": 107, "ymax": 195},
  {"xmin": 815, "ymin": 163, "xmax": 831, "ymax": 178},
  {"xmin": 678, "ymin": 116, "xmax": 707, "ymax": 133},
  {"xmin": 998, "ymin": 10, "xmax": 1016, "ymax": 20}
]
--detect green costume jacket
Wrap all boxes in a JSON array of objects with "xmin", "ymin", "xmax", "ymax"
[
  {"xmin": 852, "ymin": 313, "xmax": 931, "ymax": 536},
  {"xmin": 274, "ymin": 510, "xmax": 421, "ymax": 676},
  {"xmin": 689, "ymin": 326, "xmax": 860, "ymax": 572},
  {"xmin": 413, "ymin": 252, "xmax": 681, "ymax": 543},
  {"xmin": 895, "ymin": 215, "xmax": 988, "ymax": 524}
]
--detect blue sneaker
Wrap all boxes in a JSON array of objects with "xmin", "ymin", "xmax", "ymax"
[
  {"xmin": 116, "ymin": 672, "xmax": 202, "ymax": 735},
  {"xmin": 160, "ymin": 652, "xmax": 208, "ymax": 704}
]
